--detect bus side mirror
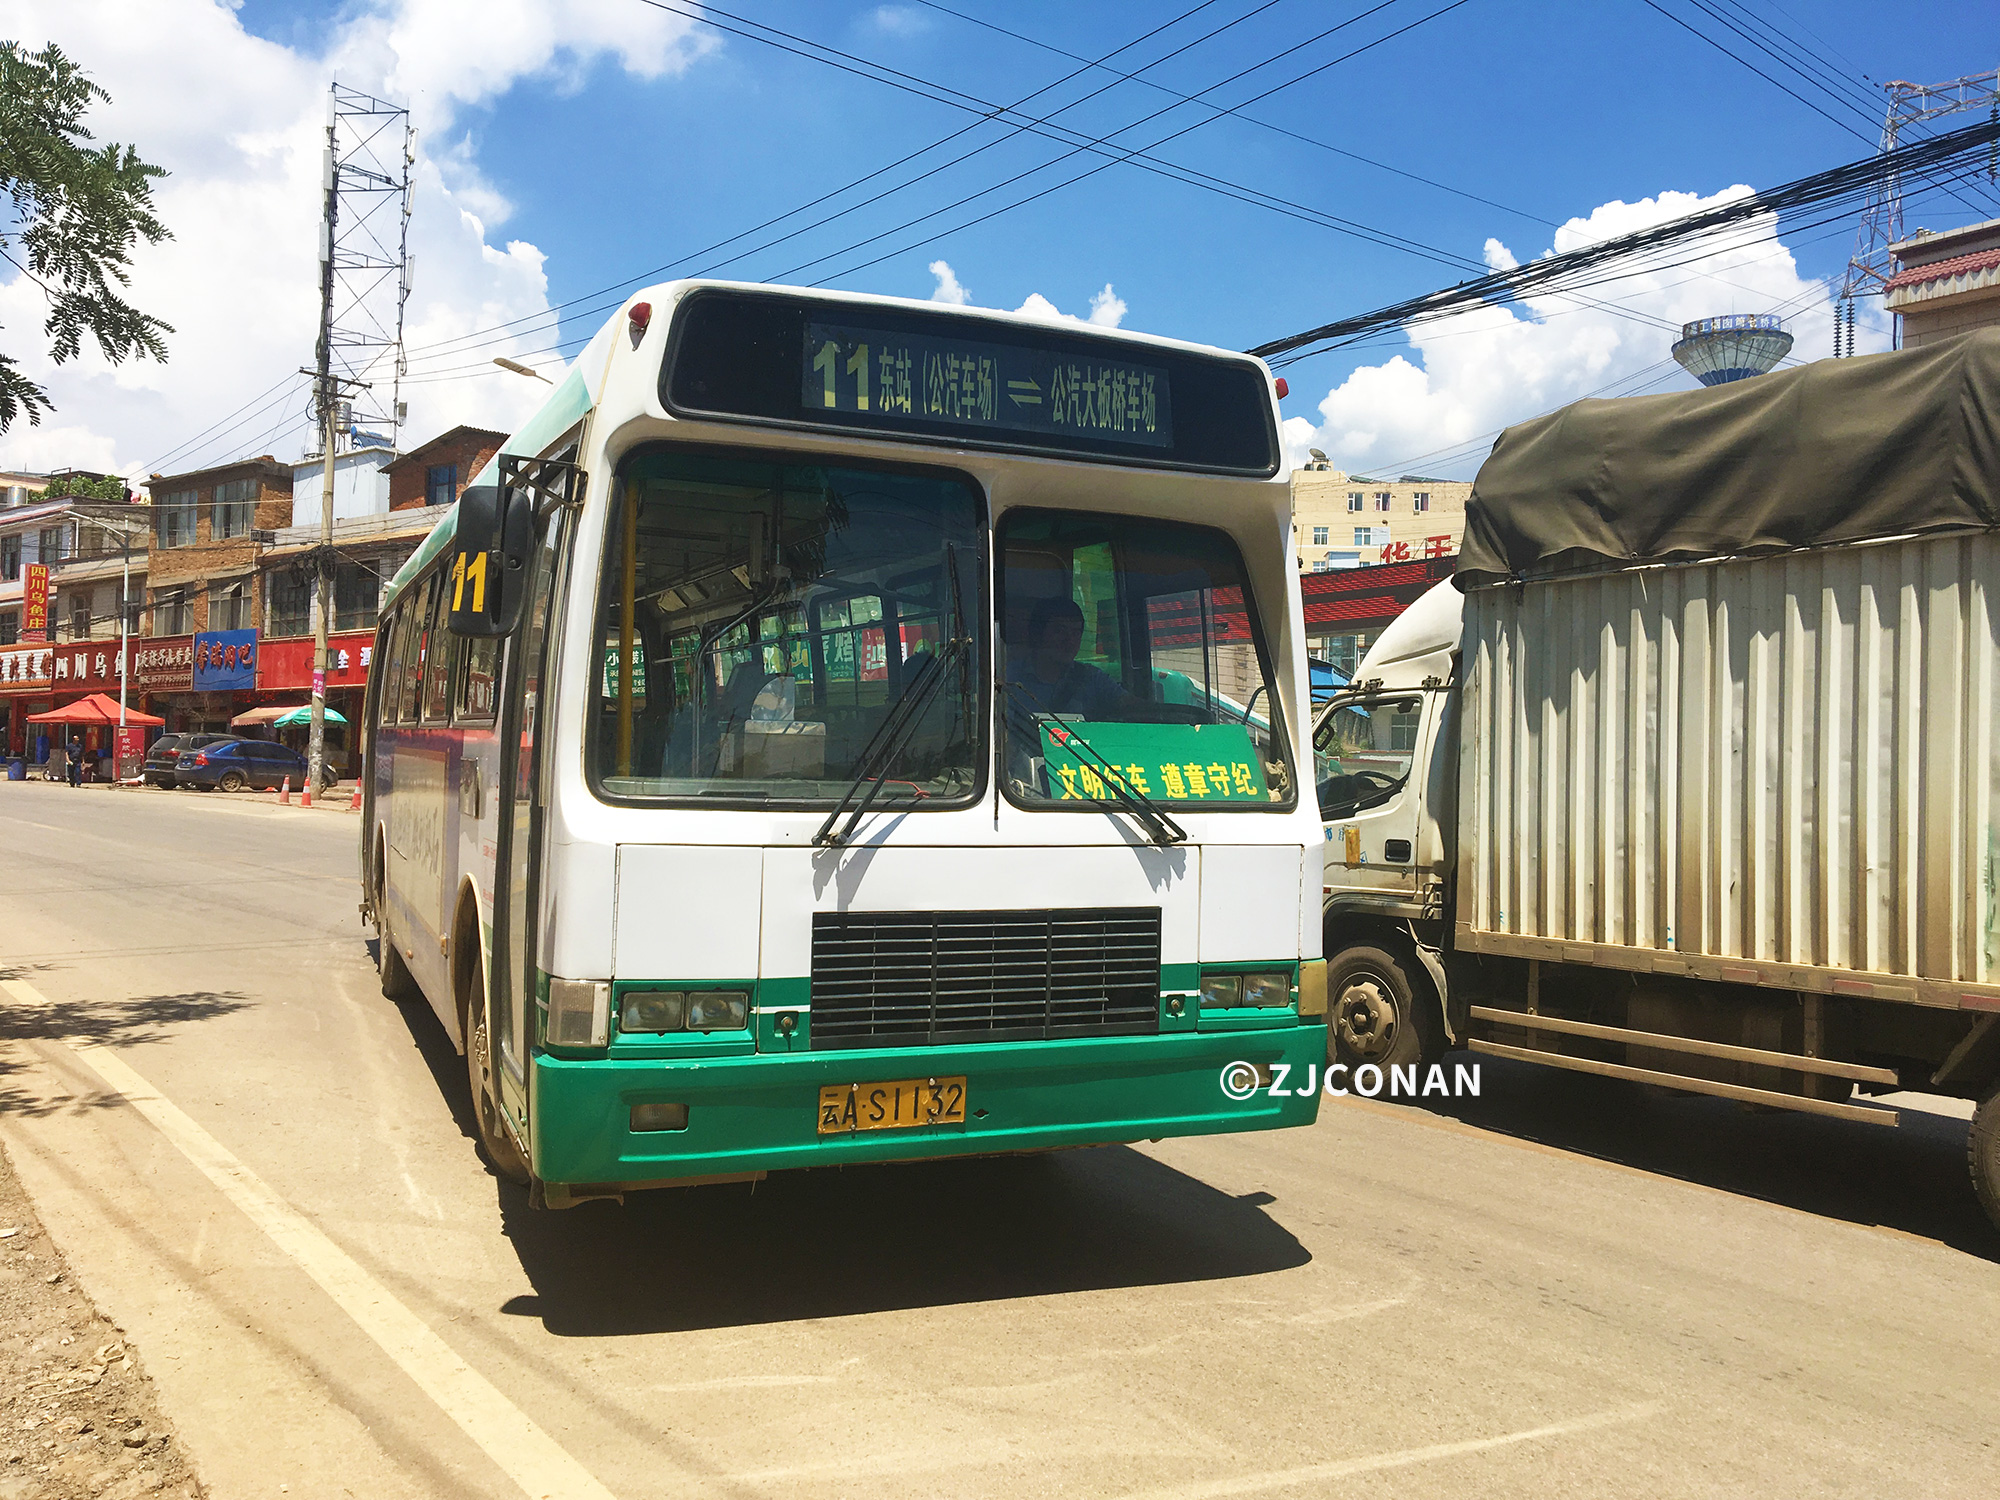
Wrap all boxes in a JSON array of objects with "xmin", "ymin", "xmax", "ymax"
[{"xmin": 445, "ymin": 482, "xmax": 533, "ymax": 636}]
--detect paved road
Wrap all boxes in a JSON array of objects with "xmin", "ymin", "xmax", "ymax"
[{"xmin": 2, "ymin": 781, "xmax": 1996, "ymax": 1499}]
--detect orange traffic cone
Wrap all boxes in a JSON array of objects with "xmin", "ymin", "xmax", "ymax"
[
  {"xmin": 348, "ymin": 782, "xmax": 362, "ymax": 811},
  {"xmin": 301, "ymin": 779, "xmax": 313, "ymax": 808},
  {"xmin": 278, "ymin": 776, "xmax": 291, "ymax": 805}
]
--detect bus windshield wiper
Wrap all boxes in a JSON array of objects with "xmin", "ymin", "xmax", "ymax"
[
  {"xmin": 814, "ymin": 546, "xmax": 972, "ymax": 848},
  {"xmin": 998, "ymin": 682, "xmax": 1186, "ymax": 847}
]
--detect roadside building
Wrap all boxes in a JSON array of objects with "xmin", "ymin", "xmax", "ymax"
[
  {"xmin": 289, "ymin": 442, "xmax": 398, "ymax": 526},
  {"xmin": 1300, "ymin": 554, "xmax": 1457, "ymax": 677},
  {"xmin": 1290, "ymin": 457, "xmax": 1471, "ymax": 572},
  {"xmin": 250, "ymin": 503, "xmax": 446, "ymax": 772},
  {"xmin": 381, "ymin": 425, "xmax": 507, "ymax": 510},
  {"xmin": 0, "ymin": 473, "xmax": 149, "ymax": 766},
  {"xmin": 1884, "ymin": 217, "xmax": 2000, "ymax": 348},
  {"xmin": 142, "ymin": 457, "xmax": 294, "ymax": 737}
]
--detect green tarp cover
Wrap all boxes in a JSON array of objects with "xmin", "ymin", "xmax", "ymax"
[{"xmin": 1457, "ymin": 328, "xmax": 2000, "ymax": 585}]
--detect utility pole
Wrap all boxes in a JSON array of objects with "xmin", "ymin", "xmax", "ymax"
[
  {"xmin": 309, "ymin": 90, "xmax": 340, "ymax": 806},
  {"xmin": 1836, "ymin": 69, "xmax": 2000, "ymax": 355},
  {"xmin": 307, "ymin": 81, "xmax": 413, "ymax": 802}
]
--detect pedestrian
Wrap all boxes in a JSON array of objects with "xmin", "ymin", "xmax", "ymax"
[{"xmin": 65, "ymin": 733, "xmax": 82, "ymax": 788}]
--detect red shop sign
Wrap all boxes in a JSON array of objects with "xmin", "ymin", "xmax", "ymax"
[
  {"xmin": 135, "ymin": 635, "xmax": 194, "ymax": 691},
  {"xmin": 256, "ymin": 631, "xmax": 377, "ymax": 691}
]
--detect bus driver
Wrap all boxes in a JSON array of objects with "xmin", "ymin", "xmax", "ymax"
[{"xmin": 1006, "ymin": 597, "xmax": 1133, "ymax": 720}]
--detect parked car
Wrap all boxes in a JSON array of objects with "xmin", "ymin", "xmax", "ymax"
[
  {"xmin": 174, "ymin": 738, "xmax": 338, "ymax": 793},
  {"xmin": 142, "ymin": 732, "xmax": 232, "ymax": 788}
]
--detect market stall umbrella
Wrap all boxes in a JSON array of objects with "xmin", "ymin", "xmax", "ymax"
[
  {"xmin": 26, "ymin": 693, "xmax": 164, "ymax": 726},
  {"xmin": 271, "ymin": 704, "xmax": 348, "ymax": 727}
]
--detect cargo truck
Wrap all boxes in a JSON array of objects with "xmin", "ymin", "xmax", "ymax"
[{"xmin": 1315, "ymin": 332, "xmax": 2000, "ymax": 1230}]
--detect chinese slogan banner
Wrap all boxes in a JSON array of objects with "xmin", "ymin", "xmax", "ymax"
[
  {"xmin": 21, "ymin": 563, "xmax": 49, "ymax": 643},
  {"xmin": 1377, "ymin": 534, "xmax": 1458, "ymax": 565},
  {"xmin": 1038, "ymin": 721, "xmax": 1270, "ymax": 803}
]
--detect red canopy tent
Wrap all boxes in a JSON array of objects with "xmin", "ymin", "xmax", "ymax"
[{"xmin": 26, "ymin": 692, "xmax": 165, "ymax": 726}]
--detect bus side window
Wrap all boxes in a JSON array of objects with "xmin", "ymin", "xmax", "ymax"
[
  {"xmin": 422, "ymin": 577, "xmax": 456, "ymax": 723},
  {"xmin": 457, "ymin": 635, "xmax": 499, "ymax": 722},
  {"xmin": 395, "ymin": 577, "xmax": 429, "ymax": 723}
]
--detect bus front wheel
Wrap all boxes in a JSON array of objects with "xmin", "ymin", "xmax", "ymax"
[{"xmin": 467, "ymin": 997, "xmax": 530, "ymax": 1186}]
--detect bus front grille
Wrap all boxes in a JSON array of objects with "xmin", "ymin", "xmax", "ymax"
[{"xmin": 808, "ymin": 907, "xmax": 1162, "ymax": 1050}]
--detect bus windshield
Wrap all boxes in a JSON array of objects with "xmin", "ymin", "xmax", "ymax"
[
  {"xmin": 997, "ymin": 508, "xmax": 1293, "ymax": 809},
  {"xmin": 591, "ymin": 446, "xmax": 985, "ymax": 804}
]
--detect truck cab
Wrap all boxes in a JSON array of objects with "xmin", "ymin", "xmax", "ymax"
[{"xmin": 1313, "ymin": 580, "xmax": 1463, "ymax": 1071}]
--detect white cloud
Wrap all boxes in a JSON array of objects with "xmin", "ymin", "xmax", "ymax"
[
  {"xmin": 1013, "ymin": 285, "xmax": 1127, "ymax": 328},
  {"xmin": 867, "ymin": 5, "xmax": 932, "ymax": 37},
  {"xmin": 1282, "ymin": 185, "xmax": 1887, "ymax": 479},
  {"xmin": 0, "ymin": 0, "xmax": 717, "ymax": 484},
  {"xmin": 928, "ymin": 259, "xmax": 970, "ymax": 305}
]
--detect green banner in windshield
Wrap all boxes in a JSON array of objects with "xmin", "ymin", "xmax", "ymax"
[
  {"xmin": 804, "ymin": 322, "xmax": 1173, "ymax": 450},
  {"xmin": 1039, "ymin": 721, "xmax": 1267, "ymax": 802}
]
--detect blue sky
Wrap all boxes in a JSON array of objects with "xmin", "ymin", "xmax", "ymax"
[{"xmin": 5, "ymin": 0, "xmax": 1997, "ymax": 481}]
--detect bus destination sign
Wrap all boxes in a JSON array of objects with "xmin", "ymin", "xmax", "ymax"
[{"xmin": 801, "ymin": 322, "xmax": 1173, "ymax": 450}]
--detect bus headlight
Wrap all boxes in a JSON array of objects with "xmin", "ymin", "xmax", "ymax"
[
  {"xmin": 1199, "ymin": 974, "xmax": 1242, "ymax": 1008},
  {"xmin": 1241, "ymin": 972, "xmax": 1294, "ymax": 1008},
  {"xmin": 686, "ymin": 991, "xmax": 750, "ymax": 1031},
  {"xmin": 548, "ymin": 979, "xmax": 610, "ymax": 1047},
  {"xmin": 620, "ymin": 991, "xmax": 686, "ymax": 1033}
]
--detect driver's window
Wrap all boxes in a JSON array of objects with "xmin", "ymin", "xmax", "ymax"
[{"xmin": 1315, "ymin": 697, "xmax": 1421, "ymax": 817}]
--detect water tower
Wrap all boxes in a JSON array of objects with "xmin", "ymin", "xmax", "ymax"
[{"xmin": 1671, "ymin": 313, "xmax": 1794, "ymax": 386}]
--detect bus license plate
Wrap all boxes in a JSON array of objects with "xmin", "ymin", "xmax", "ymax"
[{"xmin": 817, "ymin": 1076, "xmax": 967, "ymax": 1134}]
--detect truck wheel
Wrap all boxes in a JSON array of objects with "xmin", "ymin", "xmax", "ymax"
[
  {"xmin": 1971, "ymin": 1082, "xmax": 2000, "ymax": 1235},
  {"xmin": 1328, "ymin": 944, "xmax": 1443, "ymax": 1073}
]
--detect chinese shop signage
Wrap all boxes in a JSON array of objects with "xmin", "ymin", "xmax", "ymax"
[
  {"xmin": 192, "ymin": 629, "xmax": 257, "ymax": 691},
  {"xmin": 21, "ymin": 564, "xmax": 49, "ymax": 642},
  {"xmin": 135, "ymin": 637, "xmax": 194, "ymax": 691}
]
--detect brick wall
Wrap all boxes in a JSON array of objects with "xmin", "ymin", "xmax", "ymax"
[
  {"xmin": 144, "ymin": 459, "xmax": 293, "ymax": 634},
  {"xmin": 386, "ymin": 427, "xmax": 508, "ymax": 510}
]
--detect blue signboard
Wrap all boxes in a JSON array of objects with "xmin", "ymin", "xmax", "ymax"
[{"xmin": 192, "ymin": 629, "xmax": 258, "ymax": 692}]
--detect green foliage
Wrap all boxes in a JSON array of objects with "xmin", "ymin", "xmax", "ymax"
[
  {"xmin": 0, "ymin": 40, "xmax": 173, "ymax": 433},
  {"xmin": 43, "ymin": 471, "xmax": 126, "ymax": 501}
]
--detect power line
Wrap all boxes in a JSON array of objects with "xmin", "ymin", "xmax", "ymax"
[
  {"xmin": 1248, "ymin": 114, "xmax": 2000, "ymax": 361},
  {"xmin": 806, "ymin": 0, "xmax": 1480, "ymax": 287},
  {"xmin": 399, "ymin": 0, "xmax": 1242, "ymax": 367},
  {"xmin": 910, "ymin": 0, "xmax": 1555, "ymax": 227}
]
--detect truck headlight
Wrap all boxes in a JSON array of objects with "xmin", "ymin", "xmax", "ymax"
[
  {"xmin": 620, "ymin": 990, "xmax": 685, "ymax": 1033},
  {"xmin": 686, "ymin": 990, "xmax": 749, "ymax": 1031},
  {"xmin": 1199, "ymin": 974, "xmax": 1242, "ymax": 1008}
]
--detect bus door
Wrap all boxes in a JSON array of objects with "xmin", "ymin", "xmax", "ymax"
[{"xmin": 490, "ymin": 502, "xmax": 569, "ymax": 1128}]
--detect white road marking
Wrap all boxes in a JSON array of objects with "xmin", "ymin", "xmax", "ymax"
[
  {"xmin": 2, "ymin": 978, "xmax": 616, "ymax": 1500},
  {"xmin": 1109, "ymin": 1403, "xmax": 1662, "ymax": 1500}
]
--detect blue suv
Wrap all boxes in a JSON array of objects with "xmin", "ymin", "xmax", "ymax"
[{"xmin": 174, "ymin": 738, "xmax": 336, "ymax": 793}]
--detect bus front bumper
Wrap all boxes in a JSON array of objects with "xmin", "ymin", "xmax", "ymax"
[{"xmin": 529, "ymin": 1025, "xmax": 1325, "ymax": 1191}]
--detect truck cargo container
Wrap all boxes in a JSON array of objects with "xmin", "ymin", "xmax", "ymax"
[{"xmin": 1315, "ymin": 331, "xmax": 2000, "ymax": 1229}]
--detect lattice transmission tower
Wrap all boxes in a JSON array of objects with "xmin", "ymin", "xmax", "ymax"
[
  {"xmin": 313, "ymin": 83, "xmax": 415, "ymax": 448},
  {"xmin": 1835, "ymin": 70, "xmax": 1999, "ymax": 356}
]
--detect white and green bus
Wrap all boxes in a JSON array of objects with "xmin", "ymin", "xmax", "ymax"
[{"xmin": 360, "ymin": 283, "xmax": 1327, "ymax": 1206}]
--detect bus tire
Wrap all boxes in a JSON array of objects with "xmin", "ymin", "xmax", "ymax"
[
  {"xmin": 1328, "ymin": 943, "xmax": 1443, "ymax": 1074},
  {"xmin": 466, "ymin": 986, "xmax": 530, "ymax": 1186},
  {"xmin": 1971, "ymin": 1081, "xmax": 2000, "ymax": 1236},
  {"xmin": 375, "ymin": 845, "xmax": 421, "ymax": 1003}
]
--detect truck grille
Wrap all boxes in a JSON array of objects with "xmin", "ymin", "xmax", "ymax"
[{"xmin": 809, "ymin": 907, "xmax": 1162, "ymax": 1050}]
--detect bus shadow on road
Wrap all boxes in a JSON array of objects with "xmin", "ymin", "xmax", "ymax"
[
  {"xmin": 1418, "ymin": 1053, "xmax": 1998, "ymax": 1258},
  {"xmin": 373, "ymin": 953, "xmax": 1313, "ymax": 1334},
  {"xmin": 493, "ymin": 1149, "xmax": 1310, "ymax": 1336}
]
